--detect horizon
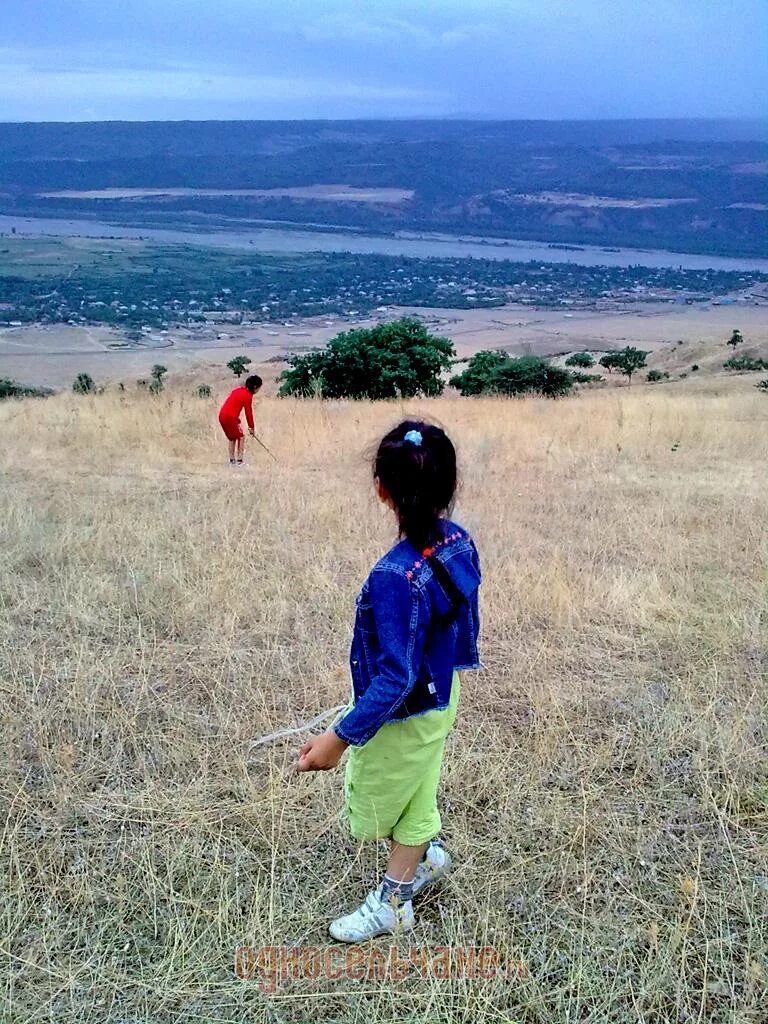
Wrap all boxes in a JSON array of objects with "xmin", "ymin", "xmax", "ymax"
[{"xmin": 1, "ymin": 116, "xmax": 767, "ymax": 128}]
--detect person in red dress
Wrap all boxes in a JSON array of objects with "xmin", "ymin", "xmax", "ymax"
[{"xmin": 218, "ymin": 374, "xmax": 262, "ymax": 466}]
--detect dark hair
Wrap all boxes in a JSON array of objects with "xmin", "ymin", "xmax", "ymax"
[
  {"xmin": 373, "ymin": 419, "xmax": 457, "ymax": 552},
  {"xmin": 245, "ymin": 374, "xmax": 263, "ymax": 393}
]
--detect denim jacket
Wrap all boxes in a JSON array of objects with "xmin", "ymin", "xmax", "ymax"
[{"xmin": 334, "ymin": 519, "xmax": 481, "ymax": 747}]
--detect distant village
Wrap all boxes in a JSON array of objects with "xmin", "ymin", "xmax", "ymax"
[{"xmin": 1, "ymin": 246, "xmax": 766, "ymax": 337}]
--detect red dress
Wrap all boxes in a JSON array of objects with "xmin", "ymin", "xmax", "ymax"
[{"xmin": 218, "ymin": 386, "xmax": 254, "ymax": 440}]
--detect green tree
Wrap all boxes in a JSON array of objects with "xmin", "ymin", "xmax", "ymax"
[
  {"xmin": 448, "ymin": 349, "xmax": 509, "ymax": 396},
  {"xmin": 72, "ymin": 372, "xmax": 95, "ymax": 394},
  {"xmin": 278, "ymin": 350, "xmax": 326, "ymax": 397},
  {"xmin": 646, "ymin": 369, "xmax": 670, "ymax": 383},
  {"xmin": 197, "ymin": 384, "xmax": 212, "ymax": 398},
  {"xmin": 227, "ymin": 355, "xmax": 252, "ymax": 378},
  {"xmin": 278, "ymin": 318, "xmax": 455, "ymax": 399},
  {"xmin": 565, "ymin": 351, "xmax": 595, "ymax": 368},
  {"xmin": 612, "ymin": 347, "xmax": 649, "ymax": 384},
  {"xmin": 494, "ymin": 356, "xmax": 574, "ymax": 398},
  {"xmin": 148, "ymin": 364, "xmax": 167, "ymax": 395},
  {"xmin": 450, "ymin": 351, "xmax": 574, "ymax": 398},
  {"xmin": 727, "ymin": 329, "xmax": 744, "ymax": 348},
  {"xmin": 599, "ymin": 351, "xmax": 620, "ymax": 374}
]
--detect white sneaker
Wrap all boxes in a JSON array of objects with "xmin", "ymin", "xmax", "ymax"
[
  {"xmin": 329, "ymin": 887, "xmax": 415, "ymax": 943},
  {"xmin": 412, "ymin": 842, "xmax": 452, "ymax": 897}
]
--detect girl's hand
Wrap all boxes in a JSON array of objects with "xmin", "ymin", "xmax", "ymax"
[{"xmin": 297, "ymin": 729, "xmax": 348, "ymax": 772}]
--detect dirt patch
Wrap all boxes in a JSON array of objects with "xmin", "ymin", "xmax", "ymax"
[
  {"xmin": 513, "ymin": 192, "xmax": 696, "ymax": 209},
  {"xmin": 4, "ymin": 303, "xmax": 768, "ymax": 390},
  {"xmin": 38, "ymin": 185, "xmax": 415, "ymax": 204}
]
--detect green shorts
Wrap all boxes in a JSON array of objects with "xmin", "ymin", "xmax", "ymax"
[{"xmin": 343, "ymin": 672, "xmax": 460, "ymax": 846}]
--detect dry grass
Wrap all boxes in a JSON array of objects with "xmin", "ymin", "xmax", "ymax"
[{"xmin": 1, "ymin": 384, "xmax": 767, "ymax": 1023}]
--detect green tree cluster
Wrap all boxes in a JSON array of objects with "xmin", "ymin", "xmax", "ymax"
[
  {"xmin": 599, "ymin": 347, "xmax": 649, "ymax": 382},
  {"xmin": 450, "ymin": 350, "xmax": 574, "ymax": 398},
  {"xmin": 723, "ymin": 355, "xmax": 768, "ymax": 372},
  {"xmin": 278, "ymin": 319, "xmax": 454, "ymax": 399},
  {"xmin": 565, "ymin": 351, "xmax": 595, "ymax": 368},
  {"xmin": 0, "ymin": 378, "xmax": 48, "ymax": 399}
]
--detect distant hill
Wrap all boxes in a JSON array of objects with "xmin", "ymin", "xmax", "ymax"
[{"xmin": 0, "ymin": 119, "xmax": 766, "ymax": 257}]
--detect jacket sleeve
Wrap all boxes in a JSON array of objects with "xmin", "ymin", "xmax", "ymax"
[
  {"xmin": 334, "ymin": 567, "xmax": 427, "ymax": 746},
  {"xmin": 244, "ymin": 392, "xmax": 255, "ymax": 430}
]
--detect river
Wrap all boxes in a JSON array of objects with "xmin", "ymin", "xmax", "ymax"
[{"xmin": 1, "ymin": 214, "xmax": 766, "ymax": 273}]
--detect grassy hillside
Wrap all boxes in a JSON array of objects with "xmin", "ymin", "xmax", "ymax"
[{"xmin": 1, "ymin": 385, "xmax": 767, "ymax": 1022}]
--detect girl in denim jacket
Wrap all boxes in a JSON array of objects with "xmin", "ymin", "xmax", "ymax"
[{"xmin": 298, "ymin": 420, "xmax": 481, "ymax": 941}]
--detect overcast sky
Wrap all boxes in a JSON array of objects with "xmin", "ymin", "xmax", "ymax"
[{"xmin": 0, "ymin": 0, "xmax": 766, "ymax": 122}]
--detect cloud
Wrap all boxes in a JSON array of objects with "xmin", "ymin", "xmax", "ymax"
[
  {"xmin": 0, "ymin": 0, "xmax": 765, "ymax": 120},
  {"xmin": 0, "ymin": 62, "xmax": 444, "ymax": 103},
  {"xmin": 300, "ymin": 14, "xmax": 430, "ymax": 44},
  {"xmin": 299, "ymin": 13, "xmax": 494, "ymax": 48}
]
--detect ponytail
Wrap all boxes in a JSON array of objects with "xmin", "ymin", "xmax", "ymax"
[{"xmin": 373, "ymin": 420, "xmax": 457, "ymax": 551}]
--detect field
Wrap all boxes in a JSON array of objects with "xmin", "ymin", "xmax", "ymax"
[
  {"xmin": 38, "ymin": 187, "xmax": 415, "ymax": 204},
  {"xmin": 2, "ymin": 302, "xmax": 768, "ymax": 391},
  {"xmin": 1, "ymin": 234, "xmax": 766, "ymax": 398},
  {"xmin": 1, "ymin": 377, "xmax": 767, "ymax": 1023}
]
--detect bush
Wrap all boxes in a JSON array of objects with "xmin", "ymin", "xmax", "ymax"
[
  {"xmin": 727, "ymin": 329, "xmax": 744, "ymax": 348},
  {"xmin": 571, "ymin": 372, "xmax": 603, "ymax": 384},
  {"xmin": 565, "ymin": 351, "xmax": 595, "ymax": 368},
  {"xmin": 451, "ymin": 351, "xmax": 574, "ymax": 398},
  {"xmin": 227, "ymin": 355, "xmax": 252, "ymax": 378},
  {"xmin": 756, "ymin": 378, "xmax": 768, "ymax": 393},
  {"xmin": 691, "ymin": 364, "xmax": 699, "ymax": 372},
  {"xmin": 0, "ymin": 378, "xmax": 50, "ymax": 400},
  {"xmin": 448, "ymin": 349, "xmax": 510, "ymax": 396},
  {"xmin": 646, "ymin": 370, "xmax": 670, "ymax": 383},
  {"xmin": 136, "ymin": 379, "xmax": 149, "ymax": 390},
  {"xmin": 72, "ymin": 372, "xmax": 96, "ymax": 394},
  {"xmin": 197, "ymin": 384, "xmax": 212, "ymax": 398},
  {"xmin": 278, "ymin": 318, "xmax": 455, "ymax": 399},
  {"xmin": 723, "ymin": 355, "xmax": 768, "ymax": 372}
]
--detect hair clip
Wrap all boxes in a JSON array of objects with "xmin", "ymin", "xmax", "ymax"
[{"xmin": 403, "ymin": 429, "xmax": 423, "ymax": 447}]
